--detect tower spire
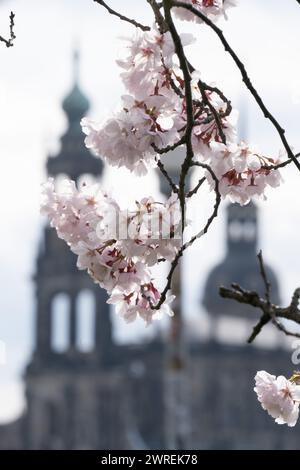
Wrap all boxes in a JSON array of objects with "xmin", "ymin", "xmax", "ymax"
[{"xmin": 73, "ymin": 46, "xmax": 80, "ymax": 85}]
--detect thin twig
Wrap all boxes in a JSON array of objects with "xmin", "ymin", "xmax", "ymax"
[
  {"xmin": 186, "ymin": 177, "xmax": 206, "ymax": 198},
  {"xmin": 93, "ymin": 0, "xmax": 150, "ymax": 31},
  {"xmin": 163, "ymin": 0, "xmax": 195, "ymax": 233},
  {"xmin": 257, "ymin": 250, "xmax": 271, "ymax": 305},
  {"xmin": 187, "ymin": 61, "xmax": 228, "ymax": 144},
  {"xmin": 151, "ymin": 163, "xmax": 221, "ymax": 310},
  {"xmin": 170, "ymin": 0, "xmax": 300, "ymax": 173},
  {"xmin": 152, "ymin": 136, "xmax": 186, "ymax": 155},
  {"xmin": 220, "ymin": 280, "xmax": 300, "ymax": 343},
  {"xmin": 156, "ymin": 158, "xmax": 179, "ymax": 193},
  {"xmin": 197, "ymin": 76, "xmax": 227, "ymax": 144},
  {"xmin": 0, "ymin": 12, "xmax": 16, "ymax": 48},
  {"xmin": 147, "ymin": 0, "xmax": 168, "ymax": 33},
  {"xmin": 262, "ymin": 152, "xmax": 300, "ymax": 171}
]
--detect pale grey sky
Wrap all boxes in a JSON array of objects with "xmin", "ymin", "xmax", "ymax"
[{"xmin": 0, "ymin": 0, "xmax": 300, "ymax": 423}]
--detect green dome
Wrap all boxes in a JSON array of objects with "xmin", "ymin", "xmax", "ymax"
[{"xmin": 62, "ymin": 82, "xmax": 90, "ymax": 122}]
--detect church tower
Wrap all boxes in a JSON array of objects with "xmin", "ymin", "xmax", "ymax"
[
  {"xmin": 202, "ymin": 100, "xmax": 280, "ymax": 340},
  {"xmin": 23, "ymin": 51, "xmax": 118, "ymax": 449},
  {"xmin": 203, "ymin": 201, "xmax": 280, "ymax": 339}
]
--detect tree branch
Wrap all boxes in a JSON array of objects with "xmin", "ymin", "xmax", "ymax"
[
  {"xmin": 93, "ymin": 0, "xmax": 150, "ymax": 31},
  {"xmin": 0, "ymin": 12, "xmax": 16, "ymax": 48},
  {"xmin": 257, "ymin": 250, "xmax": 271, "ymax": 305},
  {"xmin": 220, "ymin": 252, "xmax": 300, "ymax": 343},
  {"xmin": 152, "ymin": 136, "xmax": 186, "ymax": 155},
  {"xmin": 156, "ymin": 157, "xmax": 179, "ymax": 194},
  {"xmin": 146, "ymin": 0, "xmax": 168, "ymax": 33},
  {"xmin": 163, "ymin": 0, "xmax": 195, "ymax": 233},
  {"xmin": 186, "ymin": 176, "xmax": 206, "ymax": 198},
  {"xmin": 151, "ymin": 162, "xmax": 221, "ymax": 310},
  {"xmin": 170, "ymin": 0, "xmax": 300, "ymax": 173},
  {"xmin": 262, "ymin": 152, "xmax": 300, "ymax": 171}
]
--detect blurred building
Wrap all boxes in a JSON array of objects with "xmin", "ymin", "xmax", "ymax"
[{"xmin": 0, "ymin": 54, "xmax": 299, "ymax": 450}]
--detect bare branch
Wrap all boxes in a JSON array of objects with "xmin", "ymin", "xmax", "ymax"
[
  {"xmin": 0, "ymin": 12, "xmax": 16, "ymax": 48},
  {"xmin": 257, "ymin": 250, "xmax": 271, "ymax": 305},
  {"xmin": 93, "ymin": 0, "xmax": 150, "ymax": 31},
  {"xmin": 152, "ymin": 136, "xmax": 186, "ymax": 155},
  {"xmin": 197, "ymin": 76, "xmax": 227, "ymax": 144},
  {"xmin": 156, "ymin": 157, "xmax": 179, "ymax": 194},
  {"xmin": 163, "ymin": 0, "xmax": 195, "ymax": 233},
  {"xmin": 186, "ymin": 176, "xmax": 206, "ymax": 198},
  {"xmin": 220, "ymin": 254, "xmax": 300, "ymax": 343},
  {"xmin": 170, "ymin": 1, "xmax": 300, "ymax": 173},
  {"xmin": 151, "ymin": 162, "xmax": 221, "ymax": 310},
  {"xmin": 146, "ymin": 0, "xmax": 168, "ymax": 33},
  {"xmin": 262, "ymin": 152, "xmax": 300, "ymax": 171},
  {"xmin": 187, "ymin": 61, "xmax": 229, "ymax": 145}
]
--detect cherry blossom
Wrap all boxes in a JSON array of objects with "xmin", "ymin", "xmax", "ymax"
[
  {"xmin": 81, "ymin": 26, "xmax": 196, "ymax": 175},
  {"xmin": 254, "ymin": 371, "xmax": 300, "ymax": 427},
  {"xmin": 200, "ymin": 141, "xmax": 282, "ymax": 205},
  {"xmin": 41, "ymin": 1, "xmax": 285, "ymax": 331},
  {"xmin": 41, "ymin": 178, "xmax": 179, "ymax": 324},
  {"xmin": 173, "ymin": 0, "xmax": 237, "ymax": 24},
  {"xmin": 117, "ymin": 26, "xmax": 195, "ymax": 99},
  {"xmin": 81, "ymin": 93, "xmax": 184, "ymax": 175},
  {"xmin": 108, "ymin": 285, "xmax": 175, "ymax": 325}
]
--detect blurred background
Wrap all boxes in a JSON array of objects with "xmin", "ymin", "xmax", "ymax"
[{"xmin": 1, "ymin": 0, "xmax": 300, "ymax": 449}]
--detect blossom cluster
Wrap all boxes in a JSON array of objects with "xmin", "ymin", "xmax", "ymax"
[
  {"xmin": 173, "ymin": 0, "xmax": 237, "ymax": 24},
  {"xmin": 254, "ymin": 371, "xmax": 300, "ymax": 427},
  {"xmin": 81, "ymin": 6, "xmax": 282, "ymax": 205},
  {"xmin": 41, "ymin": 178, "xmax": 179, "ymax": 324},
  {"xmin": 81, "ymin": 27, "xmax": 192, "ymax": 175},
  {"xmin": 41, "ymin": 0, "xmax": 284, "ymax": 326}
]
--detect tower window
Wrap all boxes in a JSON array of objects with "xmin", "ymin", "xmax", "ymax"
[
  {"xmin": 243, "ymin": 221, "xmax": 256, "ymax": 242},
  {"xmin": 229, "ymin": 220, "xmax": 256, "ymax": 242},
  {"xmin": 51, "ymin": 293, "xmax": 70, "ymax": 352},
  {"xmin": 228, "ymin": 221, "xmax": 244, "ymax": 241},
  {"xmin": 76, "ymin": 290, "xmax": 95, "ymax": 352}
]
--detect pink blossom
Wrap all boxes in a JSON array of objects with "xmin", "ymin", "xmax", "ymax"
[
  {"xmin": 254, "ymin": 371, "xmax": 300, "ymax": 427},
  {"xmin": 174, "ymin": 0, "xmax": 237, "ymax": 24},
  {"xmin": 41, "ymin": 178, "xmax": 178, "ymax": 324}
]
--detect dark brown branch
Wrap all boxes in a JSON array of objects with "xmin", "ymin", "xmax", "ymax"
[
  {"xmin": 186, "ymin": 176, "xmax": 206, "ymax": 198},
  {"xmin": 197, "ymin": 76, "xmax": 227, "ymax": 144},
  {"xmin": 93, "ymin": 0, "xmax": 150, "ymax": 31},
  {"xmin": 163, "ymin": 0, "xmax": 194, "ymax": 232},
  {"xmin": 220, "ymin": 254, "xmax": 300, "ymax": 343},
  {"xmin": 187, "ymin": 61, "xmax": 228, "ymax": 145},
  {"xmin": 152, "ymin": 136, "xmax": 186, "ymax": 155},
  {"xmin": 151, "ymin": 163, "xmax": 221, "ymax": 310},
  {"xmin": 262, "ymin": 152, "xmax": 300, "ymax": 171},
  {"xmin": 199, "ymin": 81, "xmax": 232, "ymax": 118},
  {"xmin": 257, "ymin": 250, "xmax": 271, "ymax": 305},
  {"xmin": 170, "ymin": 0, "xmax": 300, "ymax": 173},
  {"xmin": 147, "ymin": 0, "xmax": 168, "ymax": 33},
  {"xmin": 185, "ymin": 163, "xmax": 221, "ymax": 245},
  {"xmin": 0, "ymin": 12, "xmax": 16, "ymax": 48},
  {"xmin": 156, "ymin": 158, "xmax": 179, "ymax": 193}
]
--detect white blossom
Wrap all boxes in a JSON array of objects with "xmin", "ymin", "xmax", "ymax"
[
  {"xmin": 197, "ymin": 140, "xmax": 282, "ymax": 205},
  {"xmin": 174, "ymin": 0, "xmax": 237, "ymax": 24},
  {"xmin": 254, "ymin": 371, "xmax": 300, "ymax": 427},
  {"xmin": 117, "ymin": 26, "xmax": 195, "ymax": 99},
  {"xmin": 41, "ymin": 178, "xmax": 178, "ymax": 324}
]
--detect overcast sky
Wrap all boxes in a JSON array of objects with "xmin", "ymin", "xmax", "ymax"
[{"xmin": 0, "ymin": 0, "xmax": 300, "ymax": 423}]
